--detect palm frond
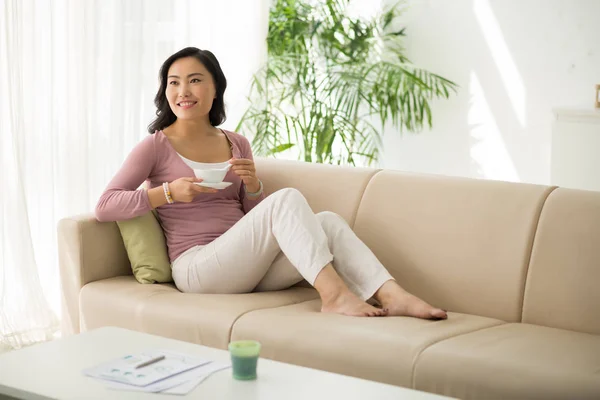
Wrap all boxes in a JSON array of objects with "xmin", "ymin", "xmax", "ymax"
[{"xmin": 237, "ymin": 0, "xmax": 457, "ymax": 166}]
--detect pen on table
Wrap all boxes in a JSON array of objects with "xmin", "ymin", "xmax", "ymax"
[{"xmin": 134, "ymin": 355, "xmax": 166, "ymax": 369}]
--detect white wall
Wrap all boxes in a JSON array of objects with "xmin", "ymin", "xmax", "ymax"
[{"xmin": 381, "ymin": 0, "xmax": 600, "ymax": 185}]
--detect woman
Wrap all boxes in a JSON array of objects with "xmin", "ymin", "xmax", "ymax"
[{"xmin": 96, "ymin": 47, "xmax": 447, "ymax": 319}]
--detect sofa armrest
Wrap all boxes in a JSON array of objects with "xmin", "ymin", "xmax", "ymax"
[{"xmin": 58, "ymin": 213, "xmax": 131, "ymax": 336}]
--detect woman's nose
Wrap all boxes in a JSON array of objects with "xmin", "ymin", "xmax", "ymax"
[{"xmin": 178, "ymin": 84, "xmax": 191, "ymax": 96}]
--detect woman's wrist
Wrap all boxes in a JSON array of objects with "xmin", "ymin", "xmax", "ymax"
[
  {"xmin": 148, "ymin": 185, "xmax": 170, "ymax": 209},
  {"xmin": 245, "ymin": 179, "xmax": 263, "ymax": 197}
]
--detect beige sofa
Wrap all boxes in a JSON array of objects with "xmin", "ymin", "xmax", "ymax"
[{"xmin": 58, "ymin": 157, "xmax": 600, "ymax": 399}]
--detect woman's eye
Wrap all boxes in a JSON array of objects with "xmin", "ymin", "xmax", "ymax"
[
  {"xmin": 190, "ymin": 78, "xmax": 201, "ymax": 83},
  {"xmin": 169, "ymin": 81, "xmax": 178, "ymax": 85}
]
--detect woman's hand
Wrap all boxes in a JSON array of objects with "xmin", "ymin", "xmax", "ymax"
[
  {"xmin": 230, "ymin": 158, "xmax": 260, "ymax": 193},
  {"xmin": 169, "ymin": 177, "xmax": 217, "ymax": 202}
]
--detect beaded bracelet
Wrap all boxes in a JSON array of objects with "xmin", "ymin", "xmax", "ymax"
[{"xmin": 162, "ymin": 182, "xmax": 174, "ymax": 204}]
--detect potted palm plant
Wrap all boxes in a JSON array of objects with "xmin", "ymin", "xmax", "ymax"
[{"xmin": 236, "ymin": 0, "xmax": 457, "ymax": 166}]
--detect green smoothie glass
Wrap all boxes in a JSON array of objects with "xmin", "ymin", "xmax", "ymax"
[{"xmin": 228, "ymin": 340, "xmax": 261, "ymax": 380}]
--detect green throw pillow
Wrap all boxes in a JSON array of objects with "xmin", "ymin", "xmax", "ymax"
[{"xmin": 117, "ymin": 210, "xmax": 172, "ymax": 284}]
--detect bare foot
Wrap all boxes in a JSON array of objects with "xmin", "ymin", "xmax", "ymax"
[
  {"xmin": 375, "ymin": 281, "xmax": 447, "ymax": 320},
  {"xmin": 322, "ymin": 290, "xmax": 388, "ymax": 317}
]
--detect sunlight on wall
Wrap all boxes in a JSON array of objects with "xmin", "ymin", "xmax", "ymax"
[
  {"xmin": 474, "ymin": 0, "xmax": 526, "ymax": 128},
  {"xmin": 469, "ymin": 72, "xmax": 520, "ymax": 182}
]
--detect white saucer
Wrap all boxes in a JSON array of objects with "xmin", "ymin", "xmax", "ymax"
[{"xmin": 194, "ymin": 181, "xmax": 233, "ymax": 189}]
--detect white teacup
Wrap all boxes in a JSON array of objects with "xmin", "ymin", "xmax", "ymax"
[{"xmin": 193, "ymin": 163, "xmax": 232, "ymax": 183}]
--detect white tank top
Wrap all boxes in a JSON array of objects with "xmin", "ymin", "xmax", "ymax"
[{"xmin": 177, "ymin": 153, "xmax": 230, "ymax": 170}]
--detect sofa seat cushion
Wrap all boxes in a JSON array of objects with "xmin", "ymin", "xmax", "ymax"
[
  {"xmin": 230, "ymin": 299, "xmax": 504, "ymax": 387},
  {"xmin": 79, "ymin": 276, "xmax": 320, "ymax": 349},
  {"xmin": 414, "ymin": 323, "xmax": 600, "ymax": 400}
]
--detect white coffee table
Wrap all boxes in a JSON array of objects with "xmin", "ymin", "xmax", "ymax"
[{"xmin": 0, "ymin": 326, "xmax": 453, "ymax": 399}]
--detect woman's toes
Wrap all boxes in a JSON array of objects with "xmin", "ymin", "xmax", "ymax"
[
  {"xmin": 430, "ymin": 308, "xmax": 448, "ymax": 320},
  {"xmin": 366, "ymin": 308, "xmax": 386, "ymax": 317},
  {"xmin": 381, "ymin": 292, "xmax": 448, "ymax": 320},
  {"xmin": 322, "ymin": 291, "xmax": 388, "ymax": 317}
]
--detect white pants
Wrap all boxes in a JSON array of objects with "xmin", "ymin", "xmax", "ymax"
[{"xmin": 172, "ymin": 188, "xmax": 393, "ymax": 300}]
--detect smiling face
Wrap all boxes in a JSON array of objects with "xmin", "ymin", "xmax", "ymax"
[{"xmin": 165, "ymin": 56, "xmax": 216, "ymax": 122}]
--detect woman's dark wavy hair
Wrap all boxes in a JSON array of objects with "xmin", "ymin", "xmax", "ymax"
[{"xmin": 148, "ymin": 47, "xmax": 227, "ymax": 133}]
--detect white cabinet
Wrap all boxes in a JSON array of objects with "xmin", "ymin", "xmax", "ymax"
[{"xmin": 551, "ymin": 109, "xmax": 600, "ymax": 192}]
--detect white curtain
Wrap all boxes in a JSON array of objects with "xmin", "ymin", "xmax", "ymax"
[{"xmin": 0, "ymin": 0, "xmax": 269, "ymax": 350}]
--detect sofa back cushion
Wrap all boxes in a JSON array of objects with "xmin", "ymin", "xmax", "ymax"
[
  {"xmin": 255, "ymin": 157, "xmax": 379, "ymax": 226},
  {"xmin": 353, "ymin": 170, "xmax": 554, "ymax": 322},
  {"xmin": 522, "ymin": 188, "xmax": 600, "ymax": 335}
]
